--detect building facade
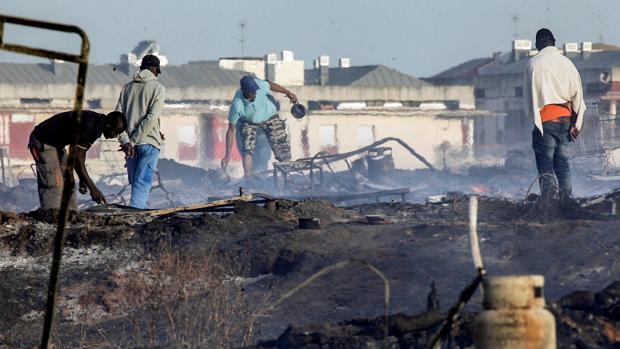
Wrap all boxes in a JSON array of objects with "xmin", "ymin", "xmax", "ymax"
[
  {"xmin": 429, "ymin": 40, "xmax": 620, "ymax": 166},
  {"xmin": 0, "ymin": 42, "xmax": 481, "ymax": 185}
]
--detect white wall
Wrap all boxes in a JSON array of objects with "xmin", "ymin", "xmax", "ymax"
[
  {"xmin": 266, "ymin": 60, "xmax": 305, "ymax": 86},
  {"xmin": 219, "ymin": 59, "xmax": 265, "ymax": 79},
  {"xmin": 286, "ymin": 110, "xmax": 473, "ymax": 171}
]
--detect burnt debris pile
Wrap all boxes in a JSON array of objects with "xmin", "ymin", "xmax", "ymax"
[
  {"xmin": 554, "ymin": 281, "xmax": 620, "ymax": 348},
  {"xmin": 250, "ymin": 281, "xmax": 620, "ymax": 349},
  {"xmin": 0, "ymin": 191, "xmax": 618, "ymax": 347},
  {"xmin": 0, "ymin": 181, "xmax": 38, "ymax": 212}
]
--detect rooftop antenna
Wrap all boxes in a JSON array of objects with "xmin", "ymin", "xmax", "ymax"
[
  {"xmin": 511, "ymin": 15, "xmax": 519, "ymax": 40},
  {"xmin": 239, "ymin": 21, "xmax": 246, "ymax": 57},
  {"xmin": 597, "ymin": 12, "xmax": 604, "ymax": 44}
]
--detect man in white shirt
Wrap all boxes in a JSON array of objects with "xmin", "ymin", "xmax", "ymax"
[{"xmin": 524, "ymin": 28, "xmax": 585, "ymax": 199}]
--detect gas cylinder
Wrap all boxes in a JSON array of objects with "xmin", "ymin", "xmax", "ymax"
[
  {"xmin": 474, "ymin": 275, "xmax": 556, "ymax": 349},
  {"xmin": 366, "ymin": 147, "xmax": 395, "ymax": 183}
]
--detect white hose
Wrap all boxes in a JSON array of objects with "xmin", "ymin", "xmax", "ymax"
[{"xmin": 469, "ymin": 196, "xmax": 484, "ymax": 272}]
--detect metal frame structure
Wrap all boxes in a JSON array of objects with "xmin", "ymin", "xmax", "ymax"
[
  {"xmin": 273, "ymin": 137, "xmax": 436, "ymax": 191},
  {"xmin": 574, "ymin": 110, "xmax": 620, "ymax": 173},
  {"xmin": 0, "ymin": 14, "xmax": 90, "ymax": 349}
]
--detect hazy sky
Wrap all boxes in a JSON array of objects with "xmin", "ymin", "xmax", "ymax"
[{"xmin": 0, "ymin": 0, "xmax": 617, "ymax": 77}]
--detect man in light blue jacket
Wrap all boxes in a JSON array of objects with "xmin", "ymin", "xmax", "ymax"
[{"xmin": 116, "ymin": 55, "xmax": 165, "ymax": 208}]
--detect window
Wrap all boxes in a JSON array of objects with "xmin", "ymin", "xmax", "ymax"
[
  {"xmin": 586, "ymin": 82, "xmax": 607, "ymax": 94},
  {"xmin": 319, "ymin": 124, "xmax": 338, "ymax": 153},
  {"xmin": 87, "ymin": 99, "xmax": 102, "ymax": 109},
  {"xmin": 474, "ymin": 88, "xmax": 486, "ymax": 98},
  {"xmin": 177, "ymin": 125, "xmax": 198, "ymax": 161},
  {"xmin": 515, "ymin": 87, "xmax": 523, "ymax": 97},
  {"xmin": 20, "ymin": 98, "xmax": 51, "ymax": 105},
  {"xmin": 357, "ymin": 126, "xmax": 375, "ymax": 147}
]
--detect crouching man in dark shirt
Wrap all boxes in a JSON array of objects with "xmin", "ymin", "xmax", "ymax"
[{"xmin": 28, "ymin": 110, "xmax": 127, "ymax": 209}]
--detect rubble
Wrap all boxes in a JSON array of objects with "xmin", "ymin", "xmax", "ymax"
[
  {"xmin": 0, "ymin": 181, "xmax": 38, "ymax": 212},
  {"xmin": 0, "ymin": 10, "xmax": 618, "ymax": 349},
  {"xmin": 0, "ymin": 192, "xmax": 618, "ymax": 347},
  {"xmin": 248, "ymin": 280, "xmax": 620, "ymax": 349},
  {"xmin": 555, "ymin": 281, "xmax": 620, "ymax": 347},
  {"xmin": 1, "ymin": 154, "xmax": 619, "ymax": 213}
]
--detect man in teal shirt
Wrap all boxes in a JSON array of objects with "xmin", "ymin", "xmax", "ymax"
[{"xmin": 221, "ymin": 76, "xmax": 298, "ymax": 178}]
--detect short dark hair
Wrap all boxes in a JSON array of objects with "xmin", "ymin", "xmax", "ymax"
[
  {"xmin": 536, "ymin": 28, "xmax": 555, "ymax": 45},
  {"xmin": 140, "ymin": 54, "xmax": 161, "ymax": 74},
  {"xmin": 107, "ymin": 111, "xmax": 127, "ymax": 130}
]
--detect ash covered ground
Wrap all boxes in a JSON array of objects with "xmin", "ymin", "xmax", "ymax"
[
  {"xmin": 3, "ymin": 155, "xmax": 619, "ymax": 213},
  {"xmin": 0, "ymin": 160, "xmax": 619, "ymax": 348}
]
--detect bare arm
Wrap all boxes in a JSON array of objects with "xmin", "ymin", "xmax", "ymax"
[
  {"xmin": 268, "ymin": 81, "xmax": 298, "ymax": 103},
  {"xmin": 221, "ymin": 122, "xmax": 236, "ymax": 168},
  {"xmin": 74, "ymin": 147, "xmax": 107, "ymax": 204}
]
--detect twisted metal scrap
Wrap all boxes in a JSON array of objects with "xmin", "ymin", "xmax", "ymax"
[{"xmin": 300, "ymin": 137, "xmax": 436, "ymax": 171}]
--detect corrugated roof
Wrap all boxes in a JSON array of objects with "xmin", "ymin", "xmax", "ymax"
[
  {"xmin": 592, "ymin": 42, "xmax": 620, "ymax": 51},
  {"xmin": 479, "ymin": 50, "xmax": 620, "ymax": 76},
  {"xmin": 478, "ymin": 58, "xmax": 527, "ymax": 75},
  {"xmin": 431, "ymin": 57, "xmax": 493, "ymax": 79},
  {"xmin": 0, "ymin": 61, "xmax": 429, "ymax": 88},
  {"xmin": 304, "ymin": 65, "xmax": 429, "ymax": 87},
  {"xmin": 0, "ymin": 61, "xmax": 426, "ymax": 88},
  {"xmin": 430, "ymin": 44, "xmax": 620, "ymax": 79},
  {"xmin": 0, "ymin": 61, "xmax": 245, "ymax": 87},
  {"xmin": 572, "ymin": 51, "xmax": 620, "ymax": 70}
]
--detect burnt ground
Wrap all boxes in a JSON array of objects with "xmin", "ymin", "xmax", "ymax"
[
  {"xmin": 3, "ymin": 160, "xmax": 620, "ymax": 213},
  {"xmin": 0, "ymin": 195, "xmax": 619, "ymax": 348}
]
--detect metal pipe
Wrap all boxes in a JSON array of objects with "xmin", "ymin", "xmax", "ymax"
[
  {"xmin": 299, "ymin": 137, "xmax": 436, "ymax": 171},
  {"xmin": 0, "ymin": 43, "xmax": 83, "ymax": 63},
  {"xmin": 425, "ymin": 274, "xmax": 483, "ymax": 349},
  {"xmin": 469, "ymin": 196, "xmax": 484, "ymax": 272},
  {"xmin": 41, "ymin": 59, "xmax": 89, "ymax": 349},
  {"xmin": 0, "ymin": 13, "xmax": 91, "ymax": 349},
  {"xmin": 0, "ymin": 148, "xmax": 6, "ymax": 184},
  {"xmin": 0, "ymin": 15, "xmax": 89, "ymax": 64},
  {"xmin": 1, "ymin": 14, "xmax": 87, "ymax": 33},
  {"xmin": 426, "ymin": 196, "xmax": 487, "ymax": 349}
]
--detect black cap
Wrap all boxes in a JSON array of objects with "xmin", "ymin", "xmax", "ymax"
[
  {"xmin": 536, "ymin": 28, "xmax": 555, "ymax": 43},
  {"xmin": 140, "ymin": 54, "xmax": 161, "ymax": 73}
]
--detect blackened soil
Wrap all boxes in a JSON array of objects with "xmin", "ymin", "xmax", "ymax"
[
  {"xmin": 1, "ymin": 196, "xmax": 619, "ymax": 348},
  {"xmin": 249, "ymin": 281, "xmax": 620, "ymax": 348}
]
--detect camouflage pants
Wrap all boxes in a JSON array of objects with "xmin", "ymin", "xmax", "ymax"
[{"xmin": 239, "ymin": 115, "xmax": 291, "ymax": 161}]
